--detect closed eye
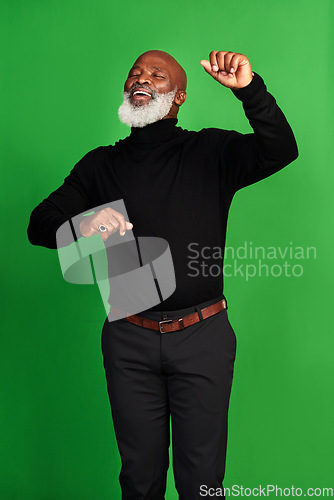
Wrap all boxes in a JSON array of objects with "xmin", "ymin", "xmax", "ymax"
[{"xmin": 128, "ymin": 74, "xmax": 165, "ymax": 78}]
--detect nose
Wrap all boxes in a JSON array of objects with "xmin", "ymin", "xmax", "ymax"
[{"xmin": 136, "ymin": 71, "xmax": 151, "ymax": 86}]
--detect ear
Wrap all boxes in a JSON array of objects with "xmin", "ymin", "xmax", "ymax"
[{"xmin": 174, "ymin": 90, "xmax": 187, "ymax": 106}]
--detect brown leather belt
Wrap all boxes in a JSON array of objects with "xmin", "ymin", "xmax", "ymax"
[{"xmin": 123, "ymin": 298, "xmax": 227, "ymax": 333}]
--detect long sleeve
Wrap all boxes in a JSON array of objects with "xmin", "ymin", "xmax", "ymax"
[
  {"xmin": 27, "ymin": 146, "xmax": 104, "ymax": 249},
  {"xmin": 219, "ymin": 71, "xmax": 299, "ymax": 194}
]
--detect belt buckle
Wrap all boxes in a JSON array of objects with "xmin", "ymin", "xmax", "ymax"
[
  {"xmin": 159, "ymin": 317, "xmax": 184, "ymax": 333},
  {"xmin": 159, "ymin": 318, "xmax": 173, "ymax": 333}
]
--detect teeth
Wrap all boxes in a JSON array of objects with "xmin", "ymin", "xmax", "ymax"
[{"xmin": 133, "ymin": 90, "xmax": 151, "ymax": 96}]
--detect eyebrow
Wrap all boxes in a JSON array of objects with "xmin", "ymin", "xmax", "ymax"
[{"xmin": 130, "ymin": 65, "xmax": 166, "ymax": 73}]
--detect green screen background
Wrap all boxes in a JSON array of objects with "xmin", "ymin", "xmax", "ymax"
[{"xmin": 1, "ymin": 0, "xmax": 333, "ymax": 498}]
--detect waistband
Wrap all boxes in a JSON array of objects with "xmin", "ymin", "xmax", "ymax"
[{"xmin": 137, "ymin": 293, "xmax": 227, "ymax": 321}]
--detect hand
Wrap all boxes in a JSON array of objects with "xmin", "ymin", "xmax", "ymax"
[
  {"xmin": 79, "ymin": 207, "xmax": 133, "ymax": 241},
  {"xmin": 200, "ymin": 51, "xmax": 253, "ymax": 90}
]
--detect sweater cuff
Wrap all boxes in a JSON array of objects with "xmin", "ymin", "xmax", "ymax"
[{"xmin": 231, "ymin": 71, "xmax": 265, "ymax": 101}]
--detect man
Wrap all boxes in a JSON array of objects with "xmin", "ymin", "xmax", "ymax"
[{"xmin": 27, "ymin": 49, "xmax": 298, "ymax": 499}]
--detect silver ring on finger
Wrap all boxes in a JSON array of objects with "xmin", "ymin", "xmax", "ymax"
[{"xmin": 98, "ymin": 224, "xmax": 107, "ymax": 232}]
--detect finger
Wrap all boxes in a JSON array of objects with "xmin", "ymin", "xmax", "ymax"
[
  {"xmin": 100, "ymin": 230, "xmax": 109, "ymax": 242},
  {"xmin": 223, "ymin": 52, "xmax": 235, "ymax": 74},
  {"xmin": 99, "ymin": 223, "xmax": 116, "ymax": 241},
  {"xmin": 88, "ymin": 221, "xmax": 109, "ymax": 240},
  {"xmin": 96, "ymin": 208, "xmax": 134, "ymax": 238},
  {"xmin": 113, "ymin": 212, "xmax": 127, "ymax": 236},
  {"xmin": 228, "ymin": 53, "xmax": 239, "ymax": 74},
  {"xmin": 228, "ymin": 53, "xmax": 244, "ymax": 77},
  {"xmin": 216, "ymin": 51, "xmax": 235, "ymax": 76},
  {"xmin": 209, "ymin": 50, "xmax": 219, "ymax": 72},
  {"xmin": 101, "ymin": 220, "xmax": 132, "ymax": 240},
  {"xmin": 106, "ymin": 214, "xmax": 120, "ymax": 234},
  {"xmin": 104, "ymin": 207, "xmax": 131, "ymax": 236},
  {"xmin": 94, "ymin": 215, "xmax": 118, "ymax": 240},
  {"xmin": 216, "ymin": 51, "xmax": 228, "ymax": 73},
  {"xmin": 217, "ymin": 51, "xmax": 235, "ymax": 73}
]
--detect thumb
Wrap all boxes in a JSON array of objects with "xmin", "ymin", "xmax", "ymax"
[{"xmin": 126, "ymin": 221, "xmax": 133, "ymax": 230}]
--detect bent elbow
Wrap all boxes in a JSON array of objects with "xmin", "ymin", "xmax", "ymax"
[
  {"xmin": 288, "ymin": 131, "xmax": 299, "ymax": 162},
  {"xmin": 286, "ymin": 141, "xmax": 299, "ymax": 166},
  {"xmin": 279, "ymin": 136, "xmax": 299, "ymax": 169},
  {"xmin": 26, "ymin": 213, "xmax": 58, "ymax": 250},
  {"xmin": 27, "ymin": 216, "xmax": 39, "ymax": 246}
]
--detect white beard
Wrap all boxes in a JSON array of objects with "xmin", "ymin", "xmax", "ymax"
[{"xmin": 118, "ymin": 86, "xmax": 178, "ymax": 128}]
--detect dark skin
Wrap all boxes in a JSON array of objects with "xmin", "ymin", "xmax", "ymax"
[{"xmin": 124, "ymin": 50, "xmax": 187, "ymax": 119}]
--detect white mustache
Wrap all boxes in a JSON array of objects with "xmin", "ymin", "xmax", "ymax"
[{"xmin": 129, "ymin": 85, "xmax": 155, "ymax": 98}]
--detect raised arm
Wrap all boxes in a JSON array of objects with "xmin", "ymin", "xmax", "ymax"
[{"xmin": 200, "ymin": 51, "xmax": 299, "ymax": 194}]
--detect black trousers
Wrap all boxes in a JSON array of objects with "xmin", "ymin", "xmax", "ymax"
[{"xmin": 101, "ymin": 293, "xmax": 237, "ymax": 499}]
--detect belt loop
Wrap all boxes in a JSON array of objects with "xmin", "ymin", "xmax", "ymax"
[{"xmin": 195, "ymin": 305, "xmax": 204, "ymax": 321}]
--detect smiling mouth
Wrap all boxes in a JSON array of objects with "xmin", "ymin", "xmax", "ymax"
[{"xmin": 130, "ymin": 89, "xmax": 153, "ymax": 103}]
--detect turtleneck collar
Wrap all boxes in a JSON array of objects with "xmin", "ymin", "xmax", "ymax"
[{"xmin": 128, "ymin": 117, "xmax": 179, "ymax": 144}]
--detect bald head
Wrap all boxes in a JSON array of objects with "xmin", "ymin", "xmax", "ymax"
[
  {"xmin": 135, "ymin": 50, "xmax": 187, "ymax": 91},
  {"xmin": 123, "ymin": 49, "xmax": 187, "ymax": 121}
]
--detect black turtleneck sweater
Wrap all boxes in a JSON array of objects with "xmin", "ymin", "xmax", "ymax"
[{"xmin": 27, "ymin": 72, "xmax": 298, "ymax": 311}]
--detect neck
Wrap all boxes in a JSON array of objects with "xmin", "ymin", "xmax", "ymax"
[{"xmin": 128, "ymin": 117, "xmax": 179, "ymax": 144}]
